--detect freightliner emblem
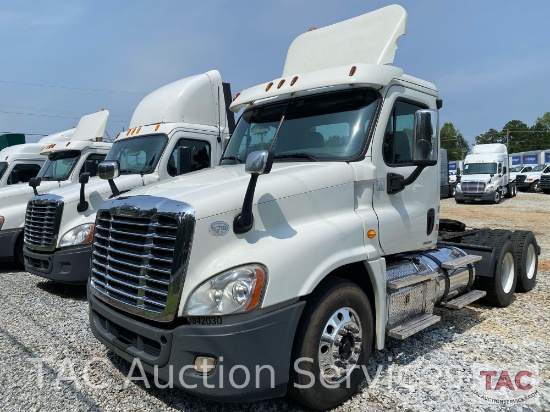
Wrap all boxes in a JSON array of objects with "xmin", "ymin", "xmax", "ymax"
[{"xmin": 209, "ymin": 221, "xmax": 229, "ymax": 237}]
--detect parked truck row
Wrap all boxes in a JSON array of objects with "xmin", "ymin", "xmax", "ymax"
[{"xmin": 0, "ymin": 5, "xmax": 541, "ymax": 411}]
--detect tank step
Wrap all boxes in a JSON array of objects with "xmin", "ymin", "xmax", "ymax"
[
  {"xmin": 387, "ymin": 270, "xmax": 439, "ymax": 290},
  {"xmin": 443, "ymin": 290, "xmax": 487, "ymax": 310},
  {"xmin": 388, "ymin": 314, "xmax": 441, "ymax": 340},
  {"xmin": 441, "ymin": 254, "xmax": 482, "ymax": 270}
]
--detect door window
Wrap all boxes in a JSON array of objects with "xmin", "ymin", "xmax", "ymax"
[
  {"xmin": 167, "ymin": 139, "xmax": 211, "ymax": 176},
  {"xmin": 383, "ymin": 100, "xmax": 426, "ymax": 166},
  {"xmin": 7, "ymin": 163, "xmax": 42, "ymax": 184},
  {"xmin": 79, "ymin": 153, "xmax": 107, "ymax": 177}
]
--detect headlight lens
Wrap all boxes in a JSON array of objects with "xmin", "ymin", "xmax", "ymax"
[
  {"xmin": 527, "ymin": 178, "xmax": 533, "ymax": 182},
  {"xmin": 485, "ymin": 185, "xmax": 495, "ymax": 192},
  {"xmin": 186, "ymin": 264, "xmax": 267, "ymax": 316},
  {"xmin": 59, "ymin": 224, "xmax": 95, "ymax": 247},
  {"xmin": 0, "ymin": 216, "xmax": 4, "ymax": 230}
]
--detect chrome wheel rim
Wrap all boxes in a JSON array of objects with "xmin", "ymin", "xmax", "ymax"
[
  {"xmin": 502, "ymin": 252, "xmax": 515, "ymax": 293},
  {"xmin": 318, "ymin": 307, "xmax": 362, "ymax": 385},
  {"xmin": 526, "ymin": 244, "xmax": 536, "ymax": 280}
]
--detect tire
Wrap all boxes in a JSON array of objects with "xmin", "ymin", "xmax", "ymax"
[
  {"xmin": 455, "ymin": 198, "xmax": 465, "ymax": 204},
  {"xmin": 492, "ymin": 191, "xmax": 501, "ymax": 204},
  {"xmin": 529, "ymin": 181, "xmax": 540, "ymax": 193},
  {"xmin": 288, "ymin": 278, "xmax": 373, "ymax": 411},
  {"xmin": 543, "ymin": 190, "xmax": 550, "ymax": 194},
  {"xmin": 505, "ymin": 183, "xmax": 514, "ymax": 198},
  {"xmin": 510, "ymin": 231, "xmax": 538, "ymax": 292},
  {"xmin": 476, "ymin": 240, "xmax": 517, "ymax": 307},
  {"xmin": 513, "ymin": 185, "xmax": 518, "ymax": 197},
  {"xmin": 14, "ymin": 235, "xmax": 24, "ymax": 267},
  {"xmin": 450, "ymin": 185, "xmax": 456, "ymax": 198}
]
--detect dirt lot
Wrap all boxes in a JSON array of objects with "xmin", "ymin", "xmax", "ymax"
[{"xmin": 440, "ymin": 191, "xmax": 550, "ymax": 269}]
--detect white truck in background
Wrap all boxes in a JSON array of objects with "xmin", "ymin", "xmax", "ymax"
[
  {"xmin": 23, "ymin": 71, "xmax": 235, "ymax": 284},
  {"xmin": 509, "ymin": 165, "xmax": 533, "ymax": 183},
  {"xmin": 0, "ymin": 111, "xmax": 110, "ymax": 265},
  {"xmin": 514, "ymin": 163, "xmax": 550, "ymax": 192},
  {"xmin": 455, "ymin": 143, "xmax": 516, "ymax": 203},
  {"xmin": 88, "ymin": 7, "xmax": 539, "ymax": 410}
]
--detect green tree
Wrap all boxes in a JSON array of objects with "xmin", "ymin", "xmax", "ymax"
[
  {"xmin": 475, "ymin": 128, "xmax": 504, "ymax": 146},
  {"xmin": 502, "ymin": 120, "xmax": 529, "ymax": 153},
  {"xmin": 440, "ymin": 122, "xmax": 469, "ymax": 160},
  {"xmin": 531, "ymin": 112, "xmax": 550, "ymax": 150}
]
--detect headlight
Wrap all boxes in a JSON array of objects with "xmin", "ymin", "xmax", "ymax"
[
  {"xmin": 485, "ymin": 185, "xmax": 495, "ymax": 192},
  {"xmin": 527, "ymin": 178, "xmax": 533, "ymax": 182},
  {"xmin": 0, "ymin": 216, "xmax": 4, "ymax": 230},
  {"xmin": 456, "ymin": 184, "xmax": 462, "ymax": 192},
  {"xmin": 59, "ymin": 224, "xmax": 95, "ymax": 247},
  {"xmin": 185, "ymin": 264, "xmax": 267, "ymax": 316}
]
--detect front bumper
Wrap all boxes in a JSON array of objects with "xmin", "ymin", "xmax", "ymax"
[
  {"xmin": 455, "ymin": 190, "xmax": 498, "ymax": 202},
  {"xmin": 89, "ymin": 292, "xmax": 305, "ymax": 402},
  {"xmin": 0, "ymin": 229, "xmax": 21, "ymax": 261},
  {"xmin": 24, "ymin": 244, "xmax": 92, "ymax": 284}
]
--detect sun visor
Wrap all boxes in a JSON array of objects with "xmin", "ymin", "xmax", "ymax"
[
  {"xmin": 283, "ymin": 5, "xmax": 407, "ymax": 76},
  {"xmin": 71, "ymin": 110, "xmax": 109, "ymax": 141}
]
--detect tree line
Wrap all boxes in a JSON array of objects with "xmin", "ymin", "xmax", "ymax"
[{"xmin": 441, "ymin": 112, "xmax": 550, "ymax": 161}]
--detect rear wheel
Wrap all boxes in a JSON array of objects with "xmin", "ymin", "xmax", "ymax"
[
  {"xmin": 477, "ymin": 240, "xmax": 517, "ymax": 307},
  {"xmin": 288, "ymin": 278, "xmax": 373, "ymax": 411},
  {"xmin": 510, "ymin": 231, "xmax": 538, "ymax": 292}
]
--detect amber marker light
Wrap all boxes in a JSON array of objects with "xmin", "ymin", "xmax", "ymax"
[
  {"xmin": 126, "ymin": 130, "xmax": 131, "ymax": 136},
  {"xmin": 367, "ymin": 230, "xmax": 377, "ymax": 239},
  {"xmin": 265, "ymin": 82, "xmax": 273, "ymax": 92},
  {"xmin": 277, "ymin": 79, "xmax": 285, "ymax": 89},
  {"xmin": 155, "ymin": 124, "xmax": 160, "ymax": 131},
  {"xmin": 291, "ymin": 76, "xmax": 299, "ymax": 86},
  {"xmin": 233, "ymin": 92, "xmax": 241, "ymax": 101},
  {"xmin": 349, "ymin": 66, "xmax": 357, "ymax": 76},
  {"xmin": 246, "ymin": 268, "xmax": 266, "ymax": 311},
  {"xmin": 66, "ymin": 142, "xmax": 71, "ymax": 147},
  {"xmin": 136, "ymin": 127, "xmax": 141, "ymax": 134}
]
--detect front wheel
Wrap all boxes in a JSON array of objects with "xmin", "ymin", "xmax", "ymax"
[
  {"xmin": 288, "ymin": 278, "xmax": 373, "ymax": 411},
  {"xmin": 450, "ymin": 185, "xmax": 456, "ymax": 198},
  {"xmin": 493, "ymin": 191, "xmax": 501, "ymax": 204},
  {"xmin": 529, "ymin": 181, "xmax": 540, "ymax": 193}
]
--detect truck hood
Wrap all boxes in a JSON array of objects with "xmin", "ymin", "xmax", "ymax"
[
  {"xmin": 50, "ymin": 174, "xmax": 148, "ymax": 210},
  {"xmin": 459, "ymin": 174, "xmax": 493, "ymax": 184},
  {"xmin": 120, "ymin": 162, "xmax": 355, "ymax": 220},
  {"xmin": 521, "ymin": 172, "xmax": 544, "ymax": 179}
]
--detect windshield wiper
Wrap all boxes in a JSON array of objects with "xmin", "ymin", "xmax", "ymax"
[
  {"xmin": 274, "ymin": 153, "xmax": 318, "ymax": 162},
  {"xmin": 220, "ymin": 156, "xmax": 243, "ymax": 164}
]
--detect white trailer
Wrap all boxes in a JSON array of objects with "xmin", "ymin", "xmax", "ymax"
[
  {"xmin": 87, "ymin": 6, "xmax": 539, "ymax": 410},
  {"xmin": 23, "ymin": 71, "xmax": 235, "ymax": 284}
]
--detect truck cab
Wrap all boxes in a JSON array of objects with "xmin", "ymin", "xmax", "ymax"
[
  {"xmin": 509, "ymin": 165, "xmax": 532, "ymax": 182},
  {"xmin": 515, "ymin": 164, "xmax": 550, "ymax": 192},
  {"xmin": 87, "ymin": 6, "xmax": 538, "ymax": 411},
  {"xmin": 23, "ymin": 70, "xmax": 234, "ymax": 284},
  {"xmin": 455, "ymin": 143, "xmax": 516, "ymax": 203},
  {"xmin": 0, "ymin": 111, "xmax": 110, "ymax": 265},
  {"xmin": 0, "ymin": 144, "xmax": 46, "ymax": 188}
]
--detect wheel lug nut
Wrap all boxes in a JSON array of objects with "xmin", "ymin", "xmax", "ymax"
[{"xmin": 337, "ymin": 330, "xmax": 346, "ymax": 336}]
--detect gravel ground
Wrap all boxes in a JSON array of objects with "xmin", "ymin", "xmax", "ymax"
[{"xmin": 0, "ymin": 191, "xmax": 548, "ymax": 411}]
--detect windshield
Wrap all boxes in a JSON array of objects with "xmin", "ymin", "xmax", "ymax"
[
  {"xmin": 532, "ymin": 165, "xmax": 545, "ymax": 172},
  {"xmin": 38, "ymin": 150, "xmax": 81, "ymax": 181},
  {"xmin": 221, "ymin": 89, "xmax": 379, "ymax": 164},
  {"xmin": 463, "ymin": 163, "xmax": 497, "ymax": 175},
  {"xmin": 510, "ymin": 166, "xmax": 522, "ymax": 172},
  {"xmin": 0, "ymin": 162, "xmax": 7, "ymax": 180},
  {"xmin": 105, "ymin": 134, "xmax": 167, "ymax": 174}
]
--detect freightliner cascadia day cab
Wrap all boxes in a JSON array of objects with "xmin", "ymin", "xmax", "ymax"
[
  {"xmin": 0, "ymin": 143, "xmax": 47, "ymax": 189},
  {"xmin": 455, "ymin": 143, "xmax": 516, "ymax": 203},
  {"xmin": 87, "ymin": 6, "xmax": 539, "ymax": 411},
  {"xmin": 23, "ymin": 71, "xmax": 235, "ymax": 284},
  {"xmin": 0, "ymin": 112, "xmax": 111, "ymax": 265}
]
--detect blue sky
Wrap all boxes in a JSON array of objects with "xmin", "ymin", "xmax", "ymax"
[{"xmin": 0, "ymin": 0, "xmax": 548, "ymax": 144}]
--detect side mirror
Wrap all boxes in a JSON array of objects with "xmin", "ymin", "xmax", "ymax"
[
  {"xmin": 234, "ymin": 151, "xmax": 274, "ymax": 234},
  {"xmin": 77, "ymin": 172, "xmax": 90, "ymax": 212},
  {"xmin": 98, "ymin": 161, "xmax": 120, "ymax": 180},
  {"xmin": 98, "ymin": 161, "xmax": 120, "ymax": 197},
  {"xmin": 29, "ymin": 177, "xmax": 42, "ymax": 196},
  {"xmin": 79, "ymin": 172, "xmax": 90, "ymax": 184},
  {"xmin": 412, "ymin": 109, "xmax": 438, "ymax": 166},
  {"xmin": 245, "ymin": 150, "xmax": 274, "ymax": 175},
  {"xmin": 176, "ymin": 146, "xmax": 192, "ymax": 175}
]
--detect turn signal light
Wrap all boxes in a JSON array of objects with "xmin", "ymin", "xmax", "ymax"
[{"xmin": 367, "ymin": 230, "xmax": 376, "ymax": 239}]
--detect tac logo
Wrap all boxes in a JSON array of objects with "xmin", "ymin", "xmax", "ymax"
[{"xmin": 472, "ymin": 363, "xmax": 539, "ymax": 405}]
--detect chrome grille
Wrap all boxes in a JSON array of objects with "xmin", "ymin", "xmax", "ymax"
[
  {"xmin": 540, "ymin": 174, "xmax": 550, "ymax": 188},
  {"xmin": 515, "ymin": 174, "xmax": 527, "ymax": 184},
  {"xmin": 24, "ymin": 195, "xmax": 64, "ymax": 250},
  {"xmin": 90, "ymin": 196, "xmax": 195, "ymax": 322},
  {"xmin": 461, "ymin": 181, "xmax": 486, "ymax": 193}
]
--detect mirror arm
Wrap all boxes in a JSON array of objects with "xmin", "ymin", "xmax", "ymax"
[
  {"xmin": 108, "ymin": 179, "xmax": 120, "ymax": 198},
  {"xmin": 387, "ymin": 165, "xmax": 427, "ymax": 194},
  {"xmin": 233, "ymin": 174, "xmax": 259, "ymax": 234},
  {"xmin": 77, "ymin": 183, "xmax": 89, "ymax": 212}
]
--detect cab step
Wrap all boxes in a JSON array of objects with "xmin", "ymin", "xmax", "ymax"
[
  {"xmin": 387, "ymin": 270, "xmax": 439, "ymax": 290},
  {"xmin": 443, "ymin": 290, "xmax": 487, "ymax": 310},
  {"xmin": 388, "ymin": 314, "xmax": 441, "ymax": 340},
  {"xmin": 441, "ymin": 254, "xmax": 482, "ymax": 270}
]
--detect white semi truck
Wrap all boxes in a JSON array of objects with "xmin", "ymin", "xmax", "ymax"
[
  {"xmin": 87, "ymin": 6, "xmax": 539, "ymax": 411},
  {"xmin": 23, "ymin": 71, "xmax": 235, "ymax": 284},
  {"xmin": 0, "ymin": 112, "xmax": 110, "ymax": 265},
  {"xmin": 455, "ymin": 143, "xmax": 516, "ymax": 203}
]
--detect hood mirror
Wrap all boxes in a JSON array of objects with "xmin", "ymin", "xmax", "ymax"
[
  {"xmin": 98, "ymin": 160, "xmax": 120, "ymax": 197},
  {"xmin": 29, "ymin": 177, "xmax": 42, "ymax": 196}
]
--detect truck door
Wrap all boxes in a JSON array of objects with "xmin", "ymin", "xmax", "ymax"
[{"xmin": 371, "ymin": 85, "xmax": 439, "ymax": 255}]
